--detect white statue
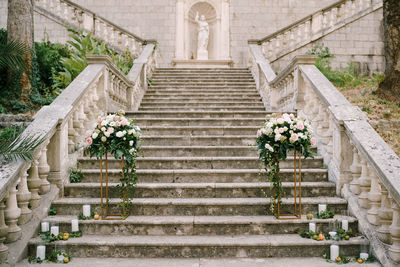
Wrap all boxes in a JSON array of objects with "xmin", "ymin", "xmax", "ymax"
[{"xmin": 195, "ymin": 12, "xmax": 209, "ymax": 60}]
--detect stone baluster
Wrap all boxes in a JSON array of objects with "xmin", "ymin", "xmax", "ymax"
[
  {"xmin": 389, "ymin": 200, "xmax": 400, "ymax": 263},
  {"xmin": 55, "ymin": 0, "xmax": 61, "ymax": 17},
  {"xmin": 27, "ymin": 157, "xmax": 42, "ymax": 209},
  {"xmin": 266, "ymin": 40, "xmax": 272, "ymax": 58},
  {"xmin": 0, "ymin": 201, "xmax": 8, "ymax": 262},
  {"xmin": 377, "ymin": 181, "xmax": 393, "ymax": 244},
  {"xmin": 322, "ymin": 11, "xmax": 328, "ymax": 28},
  {"xmin": 358, "ymin": 160, "xmax": 371, "ymax": 209},
  {"xmin": 275, "ymin": 35, "xmax": 281, "ymax": 56},
  {"xmin": 349, "ymin": 146, "xmax": 361, "ymax": 195},
  {"xmin": 330, "ymin": 7, "xmax": 337, "ymax": 26},
  {"xmin": 38, "ymin": 141, "xmax": 51, "ymax": 194},
  {"xmin": 72, "ymin": 110, "xmax": 82, "ymax": 143},
  {"xmin": 49, "ymin": 0, "xmax": 54, "ymax": 12},
  {"xmin": 367, "ymin": 169, "xmax": 381, "ymax": 225},
  {"xmin": 68, "ymin": 116, "xmax": 75, "ymax": 151},
  {"xmin": 62, "ymin": 2, "xmax": 69, "ymax": 21},
  {"xmin": 325, "ymin": 114, "xmax": 334, "ymax": 157},
  {"xmin": 305, "ymin": 20, "xmax": 311, "ymax": 40},
  {"xmin": 17, "ymin": 164, "xmax": 32, "ymax": 225},
  {"xmin": 297, "ymin": 24, "xmax": 303, "ymax": 44},
  {"xmin": 5, "ymin": 179, "xmax": 21, "ymax": 243},
  {"xmin": 110, "ymin": 28, "xmax": 115, "ymax": 48},
  {"xmin": 351, "ymin": 0, "xmax": 357, "ymax": 15},
  {"xmin": 289, "ymin": 30, "xmax": 295, "ymax": 48}
]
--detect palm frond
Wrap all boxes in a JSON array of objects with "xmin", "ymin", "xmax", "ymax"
[
  {"xmin": 0, "ymin": 133, "xmax": 45, "ymax": 162},
  {"xmin": 0, "ymin": 37, "xmax": 30, "ymax": 70}
]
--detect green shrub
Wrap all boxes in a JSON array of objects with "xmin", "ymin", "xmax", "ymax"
[{"xmin": 69, "ymin": 167, "xmax": 84, "ymax": 183}]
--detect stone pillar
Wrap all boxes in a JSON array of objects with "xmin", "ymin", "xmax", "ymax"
[
  {"xmin": 17, "ymin": 164, "xmax": 32, "ymax": 225},
  {"xmin": 5, "ymin": 179, "xmax": 21, "ymax": 243},
  {"xmin": 349, "ymin": 147, "xmax": 361, "ymax": 195},
  {"xmin": 0, "ymin": 201, "xmax": 9, "ymax": 262},
  {"xmin": 27, "ymin": 158, "xmax": 42, "ymax": 209},
  {"xmin": 367, "ymin": 169, "xmax": 381, "ymax": 225},
  {"xmin": 175, "ymin": 0, "xmax": 185, "ymax": 60},
  {"xmin": 38, "ymin": 142, "xmax": 51, "ymax": 194},
  {"xmin": 221, "ymin": 0, "xmax": 230, "ymax": 59},
  {"xmin": 389, "ymin": 200, "xmax": 400, "ymax": 262},
  {"xmin": 358, "ymin": 160, "xmax": 371, "ymax": 209},
  {"xmin": 377, "ymin": 181, "xmax": 393, "ymax": 244}
]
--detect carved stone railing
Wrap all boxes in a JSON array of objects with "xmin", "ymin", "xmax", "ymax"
[
  {"xmin": 249, "ymin": 0, "xmax": 382, "ymax": 63},
  {"xmin": 249, "ymin": 44, "xmax": 400, "ymax": 266},
  {"xmin": 34, "ymin": 0, "xmax": 156, "ymax": 55},
  {"xmin": 0, "ymin": 44, "xmax": 156, "ymax": 265}
]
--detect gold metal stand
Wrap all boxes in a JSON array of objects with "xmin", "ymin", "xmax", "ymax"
[
  {"xmin": 275, "ymin": 150, "xmax": 302, "ymax": 219},
  {"xmin": 99, "ymin": 153, "xmax": 129, "ymax": 220}
]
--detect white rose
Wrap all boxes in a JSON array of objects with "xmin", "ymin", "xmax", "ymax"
[
  {"xmin": 129, "ymin": 148, "xmax": 135, "ymax": 154},
  {"xmin": 104, "ymin": 131, "xmax": 110, "ymax": 137},
  {"xmin": 101, "ymin": 120, "xmax": 107, "ymax": 126},
  {"xmin": 101, "ymin": 127, "xmax": 106, "ymax": 132},
  {"xmin": 116, "ymin": 131, "xmax": 124, "ymax": 138},
  {"xmin": 92, "ymin": 132, "xmax": 98, "ymax": 139},
  {"xmin": 110, "ymin": 122, "xmax": 116, "ymax": 127},
  {"xmin": 101, "ymin": 136, "xmax": 107, "ymax": 142},
  {"xmin": 277, "ymin": 118, "xmax": 284, "ymax": 124},
  {"xmin": 129, "ymin": 140, "xmax": 134, "ymax": 146},
  {"xmin": 134, "ymin": 132, "xmax": 140, "ymax": 137},
  {"xmin": 289, "ymin": 133, "xmax": 298, "ymax": 143},
  {"xmin": 274, "ymin": 134, "xmax": 281, "ymax": 142},
  {"xmin": 265, "ymin": 144, "xmax": 274, "ymax": 152}
]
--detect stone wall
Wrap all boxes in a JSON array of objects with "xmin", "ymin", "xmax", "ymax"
[
  {"xmin": 0, "ymin": 0, "xmax": 384, "ymax": 69},
  {"xmin": 271, "ymin": 8, "xmax": 384, "ymax": 74}
]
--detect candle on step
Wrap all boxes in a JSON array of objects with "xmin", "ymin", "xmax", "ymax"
[
  {"xmin": 83, "ymin": 205, "xmax": 91, "ymax": 217},
  {"xmin": 36, "ymin": 245, "xmax": 46, "ymax": 260},
  {"xmin": 330, "ymin": 245, "xmax": 339, "ymax": 261},
  {"xmin": 50, "ymin": 226, "xmax": 59, "ymax": 236},
  {"xmin": 57, "ymin": 253, "xmax": 65, "ymax": 263},
  {"xmin": 360, "ymin": 252, "xmax": 369, "ymax": 260},
  {"xmin": 329, "ymin": 231, "xmax": 337, "ymax": 239},
  {"xmin": 342, "ymin": 220, "xmax": 349, "ymax": 231},
  {"xmin": 41, "ymin": 222, "xmax": 49, "ymax": 232},
  {"xmin": 309, "ymin": 222, "xmax": 316, "ymax": 232},
  {"xmin": 318, "ymin": 204, "xmax": 327, "ymax": 214},
  {"xmin": 71, "ymin": 219, "xmax": 79, "ymax": 232}
]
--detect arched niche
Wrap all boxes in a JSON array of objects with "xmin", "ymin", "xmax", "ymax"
[{"xmin": 174, "ymin": 0, "xmax": 232, "ymax": 68}]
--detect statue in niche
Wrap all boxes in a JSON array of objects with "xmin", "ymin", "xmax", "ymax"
[{"xmin": 195, "ymin": 12, "xmax": 209, "ymax": 60}]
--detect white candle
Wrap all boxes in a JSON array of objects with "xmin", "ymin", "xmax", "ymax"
[
  {"xmin": 41, "ymin": 222, "xmax": 49, "ymax": 232},
  {"xmin": 57, "ymin": 254, "xmax": 65, "ymax": 263},
  {"xmin": 329, "ymin": 231, "xmax": 337, "ymax": 239},
  {"xmin": 360, "ymin": 252, "xmax": 369, "ymax": 260},
  {"xmin": 36, "ymin": 245, "xmax": 46, "ymax": 260},
  {"xmin": 309, "ymin": 223, "xmax": 316, "ymax": 232},
  {"xmin": 318, "ymin": 204, "xmax": 327, "ymax": 214},
  {"xmin": 83, "ymin": 205, "xmax": 91, "ymax": 217},
  {"xmin": 330, "ymin": 245, "xmax": 339, "ymax": 261},
  {"xmin": 71, "ymin": 219, "xmax": 79, "ymax": 232},
  {"xmin": 342, "ymin": 220, "xmax": 349, "ymax": 231},
  {"xmin": 50, "ymin": 226, "xmax": 59, "ymax": 236}
]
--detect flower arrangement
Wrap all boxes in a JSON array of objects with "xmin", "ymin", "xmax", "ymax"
[
  {"xmin": 256, "ymin": 113, "xmax": 315, "ymax": 216},
  {"xmin": 85, "ymin": 110, "xmax": 141, "ymax": 217}
]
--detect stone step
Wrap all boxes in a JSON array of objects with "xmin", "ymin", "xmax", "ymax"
[
  {"xmin": 50, "ymin": 197, "xmax": 347, "ymax": 216},
  {"xmin": 42, "ymin": 215, "xmax": 357, "ymax": 236},
  {"xmin": 129, "ymin": 111, "xmax": 267, "ymax": 119},
  {"xmin": 139, "ymin": 102, "xmax": 265, "ymax": 108},
  {"xmin": 145, "ymin": 89, "xmax": 258, "ymax": 93},
  {"xmin": 151, "ymin": 82, "xmax": 256, "ymax": 86},
  {"xmin": 138, "ymin": 106, "xmax": 266, "ymax": 111},
  {"xmin": 139, "ymin": 146, "xmax": 256, "ymax": 156},
  {"xmin": 149, "ymin": 85, "xmax": 257, "ymax": 89},
  {"xmin": 80, "ymin": 168, "xmax": 328, "ymax": 183},
  {"xmin": 151, "ymin": 78, "xmax": 255, "ymax": 82},
  {"xmin": 78, "ymin": 156, "xmax": 324, "ymax": 170},
  {"xmin": 144, "ymin": 92, "xmax": 260, "ymax": 97},
  {"xmin": 140, "ymin": 135, "xmax": 257, "ymax": 146},
  {"xmin": 64, "ymin": 182, "xmax": 336, "ymax": 199},
  {"xmin": 141, "ymin": 97, "xmax": 261, "ymax": 102},
  {"xmin": 133, "ymin": 118, "xmax": 264, "ymax": 126},
  {"xmin": 28, "ymin": 234, "xmax": 365, "ymax": 258}
]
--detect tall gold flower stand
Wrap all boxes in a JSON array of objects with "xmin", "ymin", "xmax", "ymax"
[
  {"xmin": 99, "ymin": 154, "xmax": 129, "ymax": 220},
  {"xmin": 274, "ymin": 151, "xmax": 302, "ymax": 220}
]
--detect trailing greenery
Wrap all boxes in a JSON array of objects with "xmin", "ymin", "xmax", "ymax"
[
  {"xmin": 299, "ymin": 228, "xmax": 355, "ymax": 241},
  {"xmin": 29, "ymin": 250, "xmax": 72, "ymax": 264},
  {"xmin": 48, "ymin": 205, "xmax": 57, "ymax": 216},
  {"xmin": 78, "ymin": 211, "xmax": 95, "ymax": 220},
  {"xmin": 256, "ymin": 113, "xmax": 315, "ymax": 216},
  {"xmin": 69, "ymin": 167, "xmax": 83, "ymax": 183},
  {"xmin": 316, "ymin": 208, "xmax": 335, "ymax": 219}
]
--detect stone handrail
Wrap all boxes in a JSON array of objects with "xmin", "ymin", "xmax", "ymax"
[
  {"xmin": 0, "ymin": 44, "xmax": 156, "ymax": 264},
  {"xmin": 248, "ymin": 0, "xmax": 382, "ymax": 63},
  {"xmin": 249, "ymin": 43, "xmax": 400, "ymax": 265},
  {"xmin": 34, "ymin": 0, "xmax": 156, "ymax": 55}
]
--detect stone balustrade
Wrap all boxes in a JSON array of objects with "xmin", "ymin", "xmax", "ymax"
[
  {"xmin": 0, "ymin": 44, "xmax": 156, "ymax": 264},
  {"xmin": 249, "ymin": 43, "xmax": 400, "ymax": 266},
  {"xmin": 249, "ymin": 0, "xmax": 382, "ymax": 63},
  {"xmin": 34, "ymin": 0, "xmax": 155, "ymax": 55}
]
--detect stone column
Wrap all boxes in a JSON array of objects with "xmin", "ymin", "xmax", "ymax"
[
  {"xmin": 367, "ymin": 169, "xmax": 381, "ymax": 225},
  {"xmin": 358, "ymin": 160, "xmax": 371, "ymax": 209},
  {"xmin": 389, "ymin": 200, "xmax": 400, "ymax": 262},
  {"xmin": 175, "ymin": 0, "xmax": 185, "ymax": 60},
  {"xmin": 221, "ymin": 0, "xmax": 230, "ymax": 60},
  {"xmin": 349, "ymin": 147, "xmax": 361, "ymax": 195},
  {"xmin": 27, "ymin": 157, "xmax": 42, "ymax": 209},
  {"xmin": 377, "ymin": 181, "xmax": 393, "ymax": 244},
  {"xmin": 38, "ymin": 142, "xmax": 51, "ymax": 194},
  {"xmin": 5, "ymin": 179, "xmax": 21, "ymax": 243},
  {"xmin": 17, "ymin": 164, "xmax": 32, "ymax": 225},
  {"xmin": 0, "ymin": 201, "xmax": 9, "ymax": 262}
]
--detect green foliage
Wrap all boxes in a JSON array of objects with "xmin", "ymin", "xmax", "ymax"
[
  {"xmin": 48, "ymin": 205, "xmax": 57, "ymax": 216},
  {"xmin": 316, "ymin": 208, "xmax": 335, "ymax": 219},
  {"xmin": 78, "ymin": 211, "xmax": 95, "ymax": 220},
  {"xmin": 0, "ymin": 128, "xmax": 44, "ymax": 162},
  {"xmin": 39, "ymin": 231, "xmax": 61, "ymax": 243},
  {"xmin": 29, "ymin": 250, "xmax": 72, "ymax": 264},
  {"xmin": 0, "ymin": 28, "xmax": 30, "ymax": 71},
  {"xmin": 69, "ymin": 167, "xmax": 84, "ymax": 183}
]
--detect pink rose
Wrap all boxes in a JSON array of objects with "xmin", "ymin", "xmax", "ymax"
[
  {"xmin": 121, "ymin": 120, "xmax": 128, "ymax": 126},
  {"xmin": 311, "ymin": 137, "xmax": 316, "ymax": 146},
  {"xmin": 257, "ymin": 129, "xmax": 261, "ymax": 137},
  {"xmin": 108, "ymin": 127, "xmax": 115, "ymax": 134},
  {"xmin": 86, "ymin": 130, "xmax": 92, "ymax": 138},
  {"xmin": 296, "ymin": 122, "xmax": 304, "ymax": 130},
  {"xmin": 114, "ymin": 115, "xmax": 120, "ymax": 121},
  {"xmin": 86, "ymin": 138, "xmax": 93, "ymax": 145}
]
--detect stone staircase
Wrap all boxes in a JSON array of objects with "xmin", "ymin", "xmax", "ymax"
[{"xmin": 28, "ymin": 68, "xmax": 367, "ymax": 260}]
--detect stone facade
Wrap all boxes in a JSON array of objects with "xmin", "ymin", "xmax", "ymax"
[{"xmin": 0, "ymin": 0, "xmax": 383, "ymax": 70}]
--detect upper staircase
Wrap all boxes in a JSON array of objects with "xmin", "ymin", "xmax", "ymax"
[{"xmin": 27, "ymin": 68, "xmax": 367, "ymax": 260}]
